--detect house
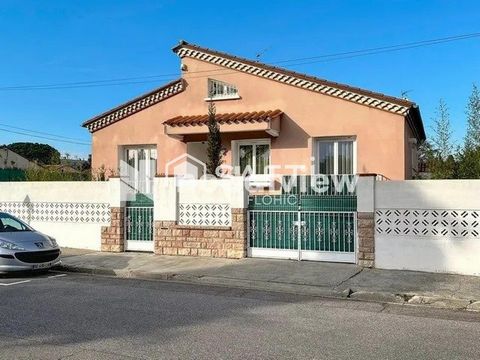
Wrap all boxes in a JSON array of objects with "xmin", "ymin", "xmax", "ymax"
[
  {"xmin": 82, "ymin": 41, "xmax": 425, "ymax": 190},
  {"xmin": 0, "ymin": 147, "xmax": 40, "ymax": 170},
  {"xmin": 44, "ymin": 164, "xmax": 81, "ymax": 174}
]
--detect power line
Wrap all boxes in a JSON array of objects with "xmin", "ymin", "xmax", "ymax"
[
  {"xmin": 0, "ymin": 122, "xmax": 90, "ymax": 142},
  {"xmin": 182, "ymin": 32, "xmax": 480, "ymax": 80},
  {"xmin": 0, "ymin": 127, "xmax": 91, "ymax": 146},
  {"xmin": 0, "ymin": 78, "xmax": 174, "ymax": 91},
  {"xmin": 0, "ymin": 73, "xmax": 179, "ymax": 90},
  {"xmin": 0, "ymin": 31, "xmax": 479, "ymax": 91},
  {"xmin": 272, "ymin": 32, "xmax": 480, "ymax": 64}
]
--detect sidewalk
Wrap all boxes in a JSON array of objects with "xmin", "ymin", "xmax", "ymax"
[{"xmin": 59, "ymin": 248, "xmax": 480, "ymax": 311}]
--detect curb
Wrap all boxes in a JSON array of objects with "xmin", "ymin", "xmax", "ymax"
[{"xmin": 56, "ymin": 264, "xmax": 480, "ymax": 312}]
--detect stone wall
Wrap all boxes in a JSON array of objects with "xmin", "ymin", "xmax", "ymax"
[
  {"xmin": 154, "ymin": 208, "xmax": 247, "ymax": 259},
  {"xmin": 101, "ymin": 207, "xmax": 124, "ymax": 252},
  {"xmin": 357, "ymin": 212, "xmax": 375, "ymax": 267}
]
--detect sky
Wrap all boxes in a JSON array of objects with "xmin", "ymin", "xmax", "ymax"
[{"xmin": 0, "ymin": 0, "xmax": 479, "ymax": 159}]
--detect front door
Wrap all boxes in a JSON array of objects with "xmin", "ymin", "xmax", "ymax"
[{"xmin": 124, "ymin": 147, "xmax": 157, "ymax": 194}]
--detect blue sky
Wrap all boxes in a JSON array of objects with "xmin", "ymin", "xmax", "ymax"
[{"xmin": 0, "ymin": 0, "xmax": 479, "ymax": 158}]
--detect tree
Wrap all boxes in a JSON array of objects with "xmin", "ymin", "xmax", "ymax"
[
  {"xmin": 7, "ymin": 142, "xmax": 61, "ymax": 165},
  {"xmin": 205, "ymin": 101, "xmax": 224, "ymax": 177},
  {"xmin": 427, "ymin": 99, "xmax": 456, "ymax": 179},
  {"xmin": 457, "ymin": 146, "xmax": 480, "ymax": 178},
  {"xmin": 464, "ymin": 84, "xmax": 480, "ymax": 150},
  {"xmin": 458, "ymin": 84, "xmax": 480, "ymax": 178}
]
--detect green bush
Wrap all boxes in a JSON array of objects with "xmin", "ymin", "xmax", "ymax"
[{"xmin": 24, "ymin": 168, "xmax": 91, "ymax": 181}]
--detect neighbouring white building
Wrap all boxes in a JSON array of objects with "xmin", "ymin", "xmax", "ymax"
[{"xmin": 0, "ymin": 147, "xmax": 39, "ymax": 170}]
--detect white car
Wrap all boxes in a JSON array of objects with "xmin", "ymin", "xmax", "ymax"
[{"xmin": 0, "ymin": 212, "xmax": 61, "ymax": 273}]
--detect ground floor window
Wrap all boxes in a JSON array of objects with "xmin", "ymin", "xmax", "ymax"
[
  {"xmin": 235, "ymin": 139, "xmax": 271, "ymax": 175},
  {"xmin": 314, "ymin": 138, "xmax": 355, "ymax": 174}
]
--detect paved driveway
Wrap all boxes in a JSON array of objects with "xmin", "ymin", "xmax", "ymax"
[{"xmin": 1, "ymin": 271, "xmax": 480, "ymax": 359}]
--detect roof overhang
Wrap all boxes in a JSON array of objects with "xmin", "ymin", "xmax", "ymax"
[
  {"xmin": 164, "ymin": 110, "xmax": 282, "ymax": 139},
  {"xmin": 82, "ymin": 79, "xmax": 185, "ymax": 133}
]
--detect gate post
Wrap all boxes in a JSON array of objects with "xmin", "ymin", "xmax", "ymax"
[
  {"xmin": 356, "ymin": 175, "xmax": 376, "ymax": 267},
  {"xmin": 101, "ymin": 178, "xmax": 125, "ymax": 252},
  {"xmin": 153, "ymin": 177, "xmax": 177, "ymax": 255}
]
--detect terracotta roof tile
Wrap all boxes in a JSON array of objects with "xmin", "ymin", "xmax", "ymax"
[{"xmin": 164, "ymin": 109, "xmax": 283, "ymax": 127}]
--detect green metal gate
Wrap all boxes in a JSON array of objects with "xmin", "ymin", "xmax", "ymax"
[
  {"xmin": 124, "ymin": 193, "xmax": 154, "ymax": 252},
  {"xmin": 248, "ymin": 175, "xmax": 357, "ymax": 262}
]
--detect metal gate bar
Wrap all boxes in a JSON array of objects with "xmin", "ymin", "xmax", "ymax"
[
  {"xmin": 248, "ymin": 209, "xmax": 356, "ymax": 263},
  {"xmin": 125, "ymin": 207, "xmax": 154, "ymax": 242}
]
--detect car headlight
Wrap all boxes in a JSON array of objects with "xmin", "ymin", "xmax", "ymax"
[
  {"xmin": 0, "ymin": 240, "xmax": 25, "ymax": 251},
  {"xmin": 47, "ymin": 237, "xmax": 58, "ymax": 247}
]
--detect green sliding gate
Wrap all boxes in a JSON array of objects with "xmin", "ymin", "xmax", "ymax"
[
  {"xmin": 248, "ymin": 175, "xmax": 357, "ymax": 262},
  {"xmin": 124, "ymin": 193, "xmax": 154, "ymax": 252}
]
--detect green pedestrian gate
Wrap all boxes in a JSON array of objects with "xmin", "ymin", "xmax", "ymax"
[
  {"xmin": 124, "ymin": 193, "xmax": 154, "ymax": 252},
  {"xmin": 248, "ymin": 175, "xmax": 357, "ymax": 263}
]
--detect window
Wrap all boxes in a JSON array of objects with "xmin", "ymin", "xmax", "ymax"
[
  {"xmin": 314, "ymin": 138, "xmax": 355, "ymax": 174},
  {"xmin": 207, "ymin": 79, "xmax": 239, "ymax": 100},
  {"xmin": 234, "ymin": 140, "xmax": 270, "ymax": 176},
  {"xmin": 0, "ymin": 213, "xmax": 31, "ymax": 232}
]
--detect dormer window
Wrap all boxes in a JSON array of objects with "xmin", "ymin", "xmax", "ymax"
[{"xmin": 206, "ymin": 79, "xmax": 239, "ymax": 100}]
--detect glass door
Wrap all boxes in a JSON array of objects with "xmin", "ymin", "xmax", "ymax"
[{"xmin": 123, "ymin": 147, "xmax": 157, "ymax": 195}]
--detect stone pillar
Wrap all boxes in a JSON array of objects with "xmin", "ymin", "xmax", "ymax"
[
  {"xmin": 101, "ymin": 207, "xmax": 125, "ymax": 252},
  {"xmin": 356, "ymin": 175, "xmax": 376, "ymax": 267},
  {"xmin": 230, "ymin": 208, "xmax": 248, "ymax": 258},
  {"xmin": 357, "ymin": 212, "xmax": 375, "ymax": 267}
]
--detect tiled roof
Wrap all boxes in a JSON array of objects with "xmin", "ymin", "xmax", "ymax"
[
  {"xmin": 82, "ymin": 79, "xmax": 184, "ymax": 132},
  {"xmin": 173, "ymin": 41, "xmax": 425, "ymax": 140},
  {"xmin": 164, "ymin": 110, "xmax": 283, "ymax": 127}
]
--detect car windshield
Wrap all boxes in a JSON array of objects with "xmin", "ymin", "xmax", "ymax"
[{"xmin": 0, "ymin": 213, "xmax": 32, "ymax": 232}]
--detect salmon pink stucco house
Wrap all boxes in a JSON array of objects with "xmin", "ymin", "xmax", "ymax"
[{"xmin": 82, "ymin": 41, "xmax": 425, "ymax": 189}]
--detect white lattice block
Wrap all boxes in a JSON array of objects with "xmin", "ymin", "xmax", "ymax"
[
  {"xmin": 0, "ymin": 202, "xmax": 111, "ymax": 224},
  {"xmin": 178, "ymin": 203, "xmax": 231, "ymax": 226},
  {"xmin": 375, "ymin": 209, "xmax": 480, "ymax": 238}
]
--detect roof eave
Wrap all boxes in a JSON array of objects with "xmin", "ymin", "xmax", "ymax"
[
  {"xmin": 406, "ymin": 104, "xmax": 427, "ymax": 142},
  {"xmin": 82, "ymin": 78, "xmax": 184, "ymax": 129}
]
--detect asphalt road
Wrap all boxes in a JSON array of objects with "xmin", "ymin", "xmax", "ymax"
[{"xmin": 1, "ymin": 272, "xmax": 480, "ymax": 359}]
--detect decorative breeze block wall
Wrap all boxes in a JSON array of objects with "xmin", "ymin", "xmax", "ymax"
[
  {"xmin": 178, "ymin": 203, "xmax": 231, "ymax": 226},
  {"xmin": 376, "ymin": 209, "xmax": 480, "ymax": 238},
  {"xmin": 0, "ymin": 201, "xmax": 111, "ymax": 224}
]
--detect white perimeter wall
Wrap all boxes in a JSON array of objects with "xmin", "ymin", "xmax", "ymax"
[
  {"xmin": 375, "ymin": 180, "xmax": 480, "ymax": 276},
  {"xmin": 0, "ymin": 180, "xmax": 120, "ymax": 250},
  {"xmin": 154, "ymin": 177, "xmax": 248, "ymax": 226}
]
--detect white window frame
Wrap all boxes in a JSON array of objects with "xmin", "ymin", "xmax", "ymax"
[
  {"xmin": 122, "ymin": 146, "xmax": 157, "ymax": 194},
  {"xmin": 205, "ymin": 79, "xmax": 240, "ymax": 101},
  {"xmin": 232, "ymin": 139, "xmax": 271, "ymax": 186},
  {"xmin": 313, "ymin": 137, "xmax": 357, "ymax": 175}
]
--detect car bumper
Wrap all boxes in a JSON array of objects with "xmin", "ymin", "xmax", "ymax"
[{"xmin": 0, "ymin": 250, "xmax": 61, "ymax": 272}]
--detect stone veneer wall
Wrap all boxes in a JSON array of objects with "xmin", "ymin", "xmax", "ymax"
[
  {"xmin": 357, "ymin": 212, "xmax": 375, "ymax": 267},
  {"xmin": 154, "ymin": 208, "xmax": 247, "ymax": 259},
  {"xmin": 101, "ymin": 207, "xmax": 124, "ymax": 252}
]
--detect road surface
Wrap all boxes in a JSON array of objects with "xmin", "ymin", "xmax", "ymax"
[{"xmin": 1, "ymin": 272, "xmax": 480, "ymax": 359}]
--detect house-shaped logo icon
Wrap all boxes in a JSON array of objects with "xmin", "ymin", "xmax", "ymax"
[{"xmin": 165, "ymin": 153, "xmax": 207, "ymax": 179}]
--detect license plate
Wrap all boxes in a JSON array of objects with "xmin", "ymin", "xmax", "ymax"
[{"xmin": 33, "ymin": 262, "xmax": 52, "ymax": 269}]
